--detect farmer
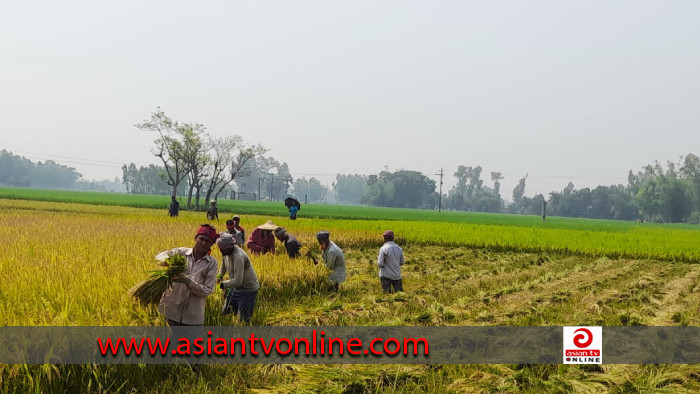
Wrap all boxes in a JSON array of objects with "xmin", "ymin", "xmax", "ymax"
[
  {"xmin": 377, "ymin": 230, "xmax": 405, "ymax": 293},
  {"xmin": 156, "ymin": 224, "xmax": 219, "ymax": 326},
  {"xmin": 168, "ymin": 196, "xmax": 180, "ymax": 217},
  {"xmin": 273, "ymin": 227, "xmax": 302, "ymax": 258},
  {"xmin": 225, "ymin": 219, "xmax": 245, "ymax": 247},
  {"xmin": 216, "ymin": 233, "xmax": 260, "ymax": 323},
  {"xmin": 246, "ymin": 221, "xmax": 277, "ymax": 255},
  {"xmin": 232, "ymin": 215, "xmax": 245, "ymax": 245},
  {"xmin": 206, "ymin": 200, "xmax": 219, "ymax": 221},
  {"xmin": 289, "ymin": 205, "xmax": 299, "ymax": 220},
  {"xmin": 313, "ymin": 230, "xmax": 346, "ymax": 292}
]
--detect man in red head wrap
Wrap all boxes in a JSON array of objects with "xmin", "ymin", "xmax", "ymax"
[{"xmin": 156, "ymin": 224, "xmax": 220, "ymax": 326}]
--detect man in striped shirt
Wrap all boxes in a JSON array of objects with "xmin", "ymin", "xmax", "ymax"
[{"xmin": 377, "ymin": 230, "xmax": 405, "ymax": 293}]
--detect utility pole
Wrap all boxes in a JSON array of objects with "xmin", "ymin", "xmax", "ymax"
[
  {"xmin": 258, "ymin": 178, "xmax": 262, "ymax": 201},
  {"xmin": 434, "ymin": 168, "xmax": 444, "ymax": 212}
]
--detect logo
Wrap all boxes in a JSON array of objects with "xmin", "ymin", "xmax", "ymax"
[{"xmin": 563, "ymin": 326, "xmax": 602, "ymax": 364}]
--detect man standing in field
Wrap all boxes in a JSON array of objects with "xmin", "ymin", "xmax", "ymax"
[
  {"xmin": 168, "ymin": 196, "xmax": 180, "ymax": 217},
  {"xmin": 207, "ymin": 200, "xmax": 219, "ymax": 221},
  {"xmin": 314, "ymin": 230, "xmax": 346, "ymax": 292},
  {"xmin": 273, "ymin": 227, "xmax": 302, "ymax": 258},
  {"xmin": 216, "ymin": 233, "xmax": 260, "ymax": 323},
  {"xmin": 232, "ymin": 215, "xmax": 245, "ymax": 245},
  {"xmin": 156, "ymin": 224, "xmax": 219, "ymax": 326},
  {"xmin": 377, "ymin": 230, "xmax": 404, "ymax": 293}
]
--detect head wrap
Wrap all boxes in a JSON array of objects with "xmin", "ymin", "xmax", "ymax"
[
  {"xmin": 216, "ymin": 232, "xmax": 236, "ymax": 249},
  {"xmin": 196, "ymin": 224, "xmax": 219, "ymax": 242},
  {"xmin": 316, "ymin": 230, "xmax": 330, "ymax": 242},
  {"xmin": 274, "ymin": 227, "xmax": 287, "ymax": 237},
  {"xmin": 383, "ymin": 230, "xmax": 394, "ymax": 239}
]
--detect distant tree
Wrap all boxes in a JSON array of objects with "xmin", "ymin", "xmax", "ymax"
[
  {"xmin": 444, "ymin": 165, "xmax": 504, "ymax": 212},
  {"xmin": 233, "ymin": 154, "xmax": 291, "ymax": 200},
  {"xmin": 121, "ymin": 163, "xmax": 176, "ymax": 195},
  {"xmin": 629, "ymin": 160, "xmax": 692, "ymax": 223},
  {"xmin": 490, "ymin": 171, "xmax": 504, "ymax": 196},
  {"xmin": 333, "ymin": 174, "xmax": 368, "ymax": 204},
  {"xmin": 0, "ymin": 151, "xmax": 81, "ymax": 189},
  {"xmin": 208, "ymin": 140, "xmax": 266, "ymax": 203},
  {"xmin": 681, "ymin": 153, "xmax": 700, "ymax": 216},
  {"xmin": 292, "ymin": 177, "xmax": 329, "ymax": 202},
  {"xmin": 362, "ymin": 170, "xmax": 436, "ymax": 208},
  {"xmin": 512, "ymin": 174, "xmax": 528, "ymax": 203},
  {"xmin": 508, "ymin": 174, "xmax": 528, "ymax": 213},
  {"xmin": 178, "ymin": 128, "xmax": 209, "ymax": 209},
  {"xmin": 136, "ymin": 108, "xmax": 194, "ymax": 197}
]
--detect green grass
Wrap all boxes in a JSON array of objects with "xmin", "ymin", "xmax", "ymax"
[
  {"xmin": 3, "ymin": 186, "xmax": 699, "ymax": 231},
  {"xmin": 4, "ymin": 197, "xmax": 700, "ymax": 263}
]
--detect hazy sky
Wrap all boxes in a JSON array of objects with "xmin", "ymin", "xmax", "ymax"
[{"xmin": 2, "ymin": 1, "xmax": 700, "ymax": 198}]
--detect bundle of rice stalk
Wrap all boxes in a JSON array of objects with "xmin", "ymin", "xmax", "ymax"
[
  {"xmin": 300, "ymin": 246, "xmax": 319, "ymax": 265},
  {"xmin": 129, "ymin": 254, "xmax": 188, "ymax": 305}
]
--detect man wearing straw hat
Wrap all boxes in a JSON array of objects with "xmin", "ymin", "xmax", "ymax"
[
  {"xmin": 315, "ymin": 230, "xmax": 346, "ymax": 292},
  {"xmin": 246, "ymin": 220, "xmax": 278, "ymax": 255},
  {"xmin": 216, "ymin": 233, "xmax": 260, "ymax": 323},
  {"xmin": 157, "ymin": 224, "xmax": 220, "ymax": 326}
]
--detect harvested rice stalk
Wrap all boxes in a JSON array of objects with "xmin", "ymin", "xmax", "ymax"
[
  {"xmin": 301, "ymin": 246, "xmax": 319, "ymax": 265},
  {"xmin": 129, "ymin": 254, "xmax": 188, "ymax": 305}
]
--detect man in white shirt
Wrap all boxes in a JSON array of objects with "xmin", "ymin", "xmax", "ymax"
[{"xmin": 377, "ymin": 230, "xmax": 405, "ymax": 293}]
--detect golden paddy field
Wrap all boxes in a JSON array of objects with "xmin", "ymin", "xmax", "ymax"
[{"xmin": 1, "ymin": 198, "xmax": 699, "ymax": 393}]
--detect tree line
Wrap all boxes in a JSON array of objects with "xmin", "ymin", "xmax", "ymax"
[
  {"xmin": 4, "ymin": 107, "xmax": 700, "ymax": 223},
  {"xmin": 330, "ymin": 154, "xmax": 700, "ymax": 224}
]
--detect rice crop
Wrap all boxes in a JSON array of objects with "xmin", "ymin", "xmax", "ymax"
[{"xmin": 1, "ymin": 198, "xmax": 700, "ymax": 392}]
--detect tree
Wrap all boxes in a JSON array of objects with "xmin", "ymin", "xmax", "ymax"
[
  {"xmin": 512, "ymin": 174, "xmax": 528, "ymax": 203},
  {"xmin": 491, "ymin": 171, "xmax": 504, "ymax": 196},
  {"xmin": 629, "ymin": 160, "xmax": 692, "ymax": 223},
  {"xmin": 333, "ymin": 174, "xmax": 368, "ymax": 205},
  {"xmin": 0, "ymin": 150, "xmax": 80, "ymax": 189},
  {"xmin": 442, "ymin": 165, "xmax": 505, "ymax": 213},
  {"xmin": 234, "ymin": 155, "xmax": 290, "ymax": 201},
  {"xmin": 200, "ymin": 135, "xmax": 239, "ymax": 207},
  {"xmin": 681, "ymin": 153, "xmax": 700, "ymax": 214},
  {"xmin": 121, "ymin": 163, "xmax": 176, "ymax": 195},
  {"xmin": 206, "ymin": 140, "xmax": 266, "ymax": 203},
  {"xmin": 361, "ymin": 170, "xmax": 436, "ymax": 208},
  {"xmin": 292, "ymin": 177, "xmax": 329, "ymax": 202},
  {"xmin": 136, "ymin": 108, "xmax": 195, "ymax": 197},
  {"xmin": 182, "ymin": 126, "xmax": 210, "ymax": 209}
]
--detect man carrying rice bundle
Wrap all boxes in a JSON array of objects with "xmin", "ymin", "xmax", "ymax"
[{"xmin": 156, "ymin": 224, "xmax": 220, "ymax": 326}]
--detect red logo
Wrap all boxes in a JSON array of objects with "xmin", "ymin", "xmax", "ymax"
[{"xmin": 573, "ymin": 328, "xmax": 593, "ymax": 348}]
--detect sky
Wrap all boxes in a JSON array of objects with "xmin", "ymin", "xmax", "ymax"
[{"xmin": 2, "ymin": 1, "xmax": 700, "ymax": 198}]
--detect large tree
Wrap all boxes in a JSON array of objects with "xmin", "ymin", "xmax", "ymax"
[
  {"xmin": 136, "ymin": 108, "xmax": 198, "ymax": 197},
  {"xmin": 333, "ymin": 174, "xmax": 368, "ymax": 204},
  {"xmin": 234, "ymin": 156, "xmax": 291, "ymax": 201},
  {"xmin": 182, "ymin": 126, "xmax": 210, "ymax": 209},
  {"xmin": 204, "ymin": 138, "xmax": 266, "ymax": 203},
  {"xmin": 292, "ymin": 177, "xmax": 329, "ymax": 203},
  {"xmin": 361, "ymin": 170, "xmax": 436, "ymax": 208}
]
